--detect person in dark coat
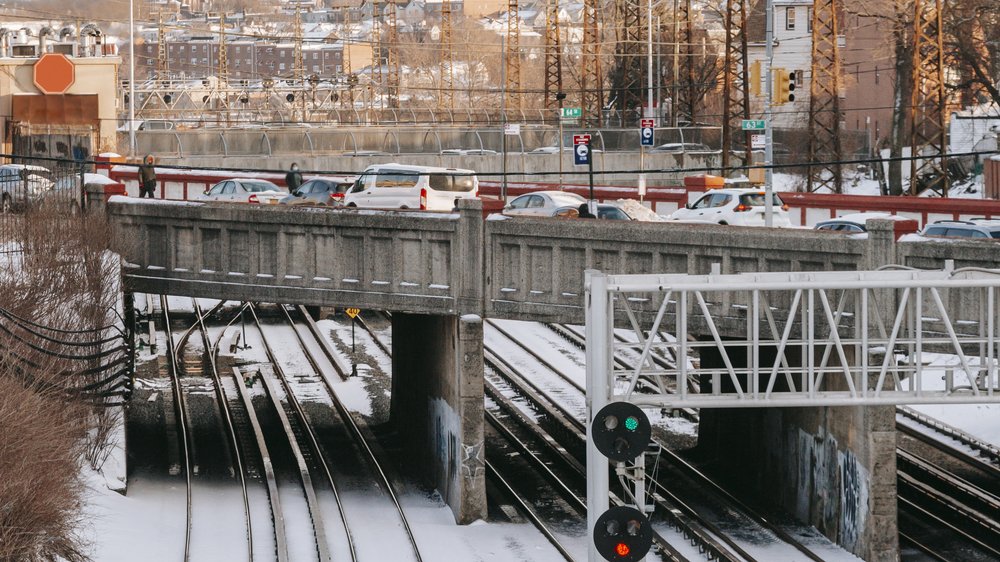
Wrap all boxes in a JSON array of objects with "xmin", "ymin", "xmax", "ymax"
[
  {"xmin": 138, "ymin": 155, "xmax": 156, "ymax": 198},
  {"xmin": 286, "ymin": 163, "xmax": 303, "ymax": 193},
  {"xmin": 578, "ymin": 202, "xmax": 596, "ymax": 218}
]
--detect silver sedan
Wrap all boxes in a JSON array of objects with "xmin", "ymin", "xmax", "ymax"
[{"xmin": 502, "ymin": 190, "xmax": 587, "ymax": 217}]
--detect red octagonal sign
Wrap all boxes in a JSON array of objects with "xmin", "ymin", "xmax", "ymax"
[{"xmin": 33, "ymin": 53, "xmax": 75, "ymax": 94}]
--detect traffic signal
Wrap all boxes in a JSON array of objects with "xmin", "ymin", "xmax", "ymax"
[
  {"xmin": 749, "ymin": 60, "xmax": 761, "ymax": 97},
  {"xmin": 593, "ymin": 506, "xmax": 653, "ymax": 562},
  {"xmin": 591, "ymin": 402, "xmax": 652, "ymax": 462},
  {"xmin": 774, "ymin": 68, "xmax": 796, "ymax": 104}
]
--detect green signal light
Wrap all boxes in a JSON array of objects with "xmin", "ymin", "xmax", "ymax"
[{"xmin": 624, "ymin": 416, "xmax": 639, "ymax": 431}]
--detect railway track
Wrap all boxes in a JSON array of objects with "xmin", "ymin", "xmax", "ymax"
[
  {"xmin": 484, "ymin": 318, "xmax": 829, "ymax": 562},
  {"xmin": 896, "ymin": 406, "xmax": 1000, "ymax": 560},
  {"xmin": 270, "ymin": 304, "xmax": 423, "ymax": 562}
]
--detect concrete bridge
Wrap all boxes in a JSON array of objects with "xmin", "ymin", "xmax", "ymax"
[{"xmin": 109, "ymin": 198, "xmax": 1000, "ymax": 560}]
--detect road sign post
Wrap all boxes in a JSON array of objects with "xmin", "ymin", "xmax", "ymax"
[
  {"xmin": 346, "ymin": 307, "xmax": 361, "ymax": 375},
  {"xmin": 574, "ymin": 134, "xmax": 592, "ymax": 167},
  {"xmin": 639, "ymin": 119, "xmax": 655, "ymax": 147}
]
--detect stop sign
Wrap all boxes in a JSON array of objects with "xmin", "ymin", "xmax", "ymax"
[{"xmin": 33, "ymin": 53, "xmax": 75, "ymax": 94}]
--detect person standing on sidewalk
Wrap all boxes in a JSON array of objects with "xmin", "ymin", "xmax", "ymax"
[{"xmin": 138, "ymin": 155, "xmax": 156, "ymax": 198}]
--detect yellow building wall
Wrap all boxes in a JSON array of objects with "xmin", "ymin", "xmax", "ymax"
[{"xmin": 0, "ymin": 56, "xmax": 121, "ymax": 152}]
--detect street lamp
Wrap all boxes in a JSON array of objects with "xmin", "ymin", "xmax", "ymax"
[{"xmin": 129, "ymin": 0, "xmax": 136, "ymax": 156}]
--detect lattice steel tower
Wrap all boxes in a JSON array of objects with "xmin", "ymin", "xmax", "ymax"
[
  {"xmin": 675, "ymin": 0, "xmax": 697, "ymax": 124},
  {"xmin": 910, "ymin": 0, "xmax": 947, "ymax": 195},
  {"xmin": 505, "ymin": 0, "xmax": 522, "ymax": 110},
  {"xmin": 387, "ymin": 1, "xmax": 400, "ymax": 108},
  {"xmin": 807, "ymin": 0, "xmax": 843, "ymax": 193},
  {"xmin": 581, "ymin": 0, "xmax": 603, "ymax": 126},
  {"xmin": 371, "ymin": 0, "xmax": 384, "ymax": 110},
  {"xmin": 156, "ymin": 12, "xmax": 168, "ymax": 81},
  {"xmin": 439, "ymin": 0, "xmax": 453, "ymax": 110},
  {"xmin": 721, "ymin": 0, "xmax": 750, "ymax": 172},
  {"xmin": 293, "ymin": 6, "xmax": 304, "ymax": 82},
  {"xmin": 217, "ymin": 13, "xmax": 228, "ymax": 84},
  {"xmin": 543, "ymin": 0, "xmax": 562, "ymax": 109},
  {"xmin": 611, "ymin": 0, "xmax": 643, "ymax": 124}
]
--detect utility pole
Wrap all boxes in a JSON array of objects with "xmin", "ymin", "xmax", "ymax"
[{"xmin": 764, "ymin": 0, "xmax": 774, "ymax": 226}]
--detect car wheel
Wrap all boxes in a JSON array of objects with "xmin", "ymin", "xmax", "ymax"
[
  {"xmin": 718, "ymin": 221, "xmax": 728, "ymax": 225},
  {"xmin": 400, "ymin": 205, "xmax": 409, "ymax": 209},
  {"xmin": 347, "ymin": 203, "xmax": 357, "ymax": 208},
  {"xmin": 1, "ymin": 195, "xmax": 11, "ymax": 214}
]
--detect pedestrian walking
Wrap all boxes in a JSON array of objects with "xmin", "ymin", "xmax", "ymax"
[
  {"xmin": 286, "ymin": 162, "xmax": 303, "ymax": 193},
  {"xmin": 138, "ymin": 155, "xmax": 156, "ymax": 198},
  {"xmin": 578, "ymin": 202, "xmax": 596, "ymax": 218}
]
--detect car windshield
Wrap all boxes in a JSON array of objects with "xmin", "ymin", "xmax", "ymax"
[
  {"xmin": 243, "ymin": 181, "xmax": 278, "ymax": 193},
  {"xmin": 739, "ymin": 192, "xmax": 784, "ymax": 207},
  {"xmin": 428, "ymin": 173, "xmax": 476, "ymax": 192}
]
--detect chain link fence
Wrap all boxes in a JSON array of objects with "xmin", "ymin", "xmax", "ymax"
[{"xmin": 0, "ymin": 155, "xmax": 89, "ymax": 254}]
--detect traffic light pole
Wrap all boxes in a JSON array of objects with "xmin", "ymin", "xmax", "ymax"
[
  {"xmin": 586, "ymin": 270, "xmax": 611, "ymax": 562},
  {"xmin": 764, "ymin": 0, "xmax": 774, "ymax": 227}
]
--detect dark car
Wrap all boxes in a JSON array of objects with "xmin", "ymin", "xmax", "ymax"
[{"xmin": 278, "ymin": 178, "xmax": 354, "ymax": 206}]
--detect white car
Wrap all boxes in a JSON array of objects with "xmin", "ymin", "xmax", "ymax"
[
  {"xmin": 503, "ymin": 190, "xmax": 587, "ymax": 217},
  {"xmin": 199, "ymin": 179, "xmax": 286, "ymax": 204},
  {"xmin": 668, "ymin": 188, "xmax": 791, "ymax": 227},
  {"xmin": 343, "ymin": 163, "xmax": 478, "ymax": 211},
  {"xmin": 0, "ymin": 164, "xmax": 54, "ymax": 213}
]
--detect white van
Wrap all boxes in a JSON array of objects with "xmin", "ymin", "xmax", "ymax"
[{"xmin": 343, "ymin": 163, "xmax": 478, "ymax": 211}]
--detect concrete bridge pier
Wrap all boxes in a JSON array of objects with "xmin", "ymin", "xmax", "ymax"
[
  {"xmin": 696, "ymin": 344, "xmax": 898, "ymax": 561},
  {"xmin": 389, "ymin": 312, "xmax": 487, "ymax": 524}
]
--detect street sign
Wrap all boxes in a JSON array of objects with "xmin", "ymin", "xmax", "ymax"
[
  {"xmin": 640, "ymin": 118, "xmax": 655, "ymax": 128},
  {"xmin": 640, "ymin": 126, "xmax": 654, "ymax": 147},
  {"xmin": 503, "ymin": 123, "xmax": 521, "ymax": 136},
  {"xmin": 741, "ymin": 119, "xmax": 767, "ymax": 131},
  {"xmin": 573, "ymin": 134, "xmax": 592, "ymax": 145},
  {"xmin": 561, "ymin": 107, "xmax": 582, "ymax": 119},
  {"xmin": 575, "ymin": 143, "xmax": 591, "ymax": 166},
  {"xmin": 751, "ymin": 134, "xmax": 765, "ymax": 149},
  {"xmin": 345, "ymin": 307, "xmax": 361, "ymax": 319}
]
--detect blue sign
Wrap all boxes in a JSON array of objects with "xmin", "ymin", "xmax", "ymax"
[
  {"xmin": 574, "ymin": 143, "xmax": 591, "ymax": 166},
  {"xmin": 640, "ymin": 126, "xmax": 654, "ymax": 147}
]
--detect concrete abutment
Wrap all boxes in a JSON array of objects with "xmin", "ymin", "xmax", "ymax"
[
  {"xmin": 389, "ymin": 312, "xmax": 487, "ymax": 524},
  {"xmin": 697, "ymin": 343, "xmax": 899, "ymax": 561}
]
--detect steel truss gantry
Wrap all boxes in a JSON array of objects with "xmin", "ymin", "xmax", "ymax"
[
  {"xmin": 807, "ymin": 0, "xmax": 843, "ymax": 193},
  {"xmin": 587, "ymin": 267, "xmax": 1000, "ymax": 410}
]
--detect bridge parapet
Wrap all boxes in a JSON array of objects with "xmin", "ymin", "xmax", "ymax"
[
  {"xmin": 486, "ymin": 216, "xmax": 870, "ymax": 324},
  {"xmin": 109, "ymin": 197, "xmax": 484, "ymax": 316}
]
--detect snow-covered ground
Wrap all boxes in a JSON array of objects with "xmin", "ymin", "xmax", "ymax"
[{"xmin": 77, "ymin": 309, "xmax": 999, "ymax": 561}]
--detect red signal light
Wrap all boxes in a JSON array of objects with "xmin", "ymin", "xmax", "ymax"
[{"xmin": 615, "ymin": 543, "xmax": 630, "ymax": 557}]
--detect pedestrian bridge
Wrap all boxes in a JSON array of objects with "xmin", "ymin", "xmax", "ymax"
[{"xmin": 109, "ymin": 197, "xmax": 999, "ymax": 326}]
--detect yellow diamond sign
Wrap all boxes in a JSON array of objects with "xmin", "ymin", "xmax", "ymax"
[{"xmin": 345, "ymin": 307, "xmax": 361, "ymax": 319}]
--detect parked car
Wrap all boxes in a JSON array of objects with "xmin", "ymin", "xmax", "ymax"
[
  {"xmin": 343, "ymin": 163, "xmax": 478, "ymax": 211},
  {"xmin": 815, "ymin": 213, "xmax": 898, "ymax": 233},
  {"xmin": 551, "ymin": 203, "xmax": 634, "ymax": 220},
  {"xmin": 650, "ymin": 142, "xmax": 714, "ymax": 153},
  {"xmin": 0, "ymin": 164, "xmax": 54, "ymax": 213},
  {"xmin": 278, "ymin": 178, "xmax": 354, "ymax": 206},
  {"xmin": 199, "ymin": 179, "xmax": 286, "ymax": 204},
  {"xmin": 502, "ymin": 190, "xmax": 587, "ymax": 217},
  {"xmin": 529, "ymin": 146, "xmax": 603, "ymax": 154},
  {"xmin": 441, "ymin": 148, "xmax": 497, "ymax": 156},
  {"xmin": 667, "ymin": 188, "xmax": 791, "ymax": 227},
  {"xmin": 917, "ymin": 219, "xmax": 1000, "ymax": 240}
]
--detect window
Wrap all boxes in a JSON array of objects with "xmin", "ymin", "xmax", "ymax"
[
  {"xmin": 221, "ymin": 182, "xmax": 237, "ymax": 195},
  {"xmin": 508, "ymin": 195, "xmax": 531, "ymax": 209},
  {"xmin": 375, "ymin": 171, "xmax": 419, "ymax": 189},
  {"xmin": 709, "ymin": 194, "xmax": 732, "ymax": 208},
  {"xmin": 598, "ymin": 207, "xmax": 630, "ymax": 220},
  {"xmin": 785, "ymin": 7, "xmax": 796, "ymax": 30},
  {"xmin": 429, "ymin": 174, "xmax": 475, "ymax": 192},
  {"xmin": 691, "ymin": 195, "xmax": 713, "ymax": 209},
  {"xmin": 807, "ymin": 7, "xmax": 813, "ymax": 31},
  {"xmin": 279, "ymin": 63, "xmax": 286, "ymax": 70}
]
